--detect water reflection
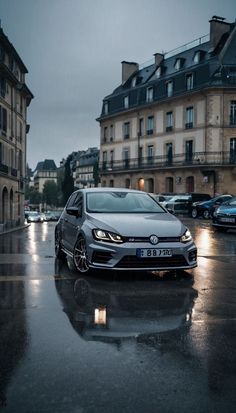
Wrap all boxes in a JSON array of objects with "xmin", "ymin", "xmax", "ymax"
[
  {"xmin": 54, "ymin": 260, "xmax": 198, "ymax": 345},
  {"xmin": 0, "ymin": 281, "xmax": 28, "ymax": 407}
]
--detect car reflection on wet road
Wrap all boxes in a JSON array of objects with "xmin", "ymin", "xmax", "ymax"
[{"xmin": 0, "ymin": 219, "xmax": 236, "ymax": 412}]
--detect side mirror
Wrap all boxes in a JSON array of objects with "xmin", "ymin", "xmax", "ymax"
[
  {"xmin": 167, "ymin": 208, "xmax": 175, "ymax": 215},
  {"xmin": 66, "ymin": 206, "xmax": 81, "ymax": 217}
]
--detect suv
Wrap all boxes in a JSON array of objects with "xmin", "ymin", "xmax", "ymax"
[{"xmin": 164, "ymin": 193, "xmax": 212, "ymax": 215}]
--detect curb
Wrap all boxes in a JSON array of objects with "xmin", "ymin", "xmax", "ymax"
[{"xmin": 0, "ymin": 223, "xmax": 30, "ymax": 236}]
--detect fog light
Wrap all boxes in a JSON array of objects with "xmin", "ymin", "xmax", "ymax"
[{"xmin": 189, "ymin": 249, "xmax": 197, "ymax": 261}]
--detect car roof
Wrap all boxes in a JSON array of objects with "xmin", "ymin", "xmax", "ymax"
[{"xmin": 73, "ymin": 188, "xmax": 148, "ymax": 195}]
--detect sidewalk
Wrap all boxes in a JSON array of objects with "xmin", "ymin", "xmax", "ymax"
[{"xmin": 0, "ymin": 223, "xmax": 30, "ymax": 236}]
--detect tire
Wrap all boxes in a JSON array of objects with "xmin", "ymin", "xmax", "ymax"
[
  {"xmin": 191, "ymin": 208, "xmax": 198, "ymax": 218},
  {"xmin": 73, "ymin": 236, "xmax": 90, "ymax": 274},
  {"xmin": 203, "ymin": 210, "xmax": 210, "ymax": 219},
  {"xmin": 55, "ymin": 229, "xmax": 66, "ymax": 259}
]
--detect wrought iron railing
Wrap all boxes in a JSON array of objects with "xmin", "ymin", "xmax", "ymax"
[{"xmin": 99, "ymin": 151, "xmax": 236, "ymax": 173}]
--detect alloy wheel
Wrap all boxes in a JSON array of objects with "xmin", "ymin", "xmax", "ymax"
[
  {"xmin": 73, "ymin": 236, "xmax": 90, "ymax": 273},
  {"xmin": 191, "ymin": 208, "xmax": 198, "ymax": 218}
]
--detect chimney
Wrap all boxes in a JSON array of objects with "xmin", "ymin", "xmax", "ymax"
[
  {"xmin": 209, "ymin": 16, "xmax": 231, "ymax": 51},
  {"xmin": 154, "ymin": 53, "xmax": 164, "ymax": 67},
  {"xmin": 121, "ymin": 61, "xmax": 139, "ymax": 84}
]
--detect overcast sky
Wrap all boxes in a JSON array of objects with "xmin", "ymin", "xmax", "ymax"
[{"xmin": 1, "ymin": 0, "xmax": 236, "ymax": 170}]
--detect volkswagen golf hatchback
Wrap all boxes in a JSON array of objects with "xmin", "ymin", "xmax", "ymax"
[{"xmin": 55, "ymin": 188, "xmax": 197, "ymax": 274}]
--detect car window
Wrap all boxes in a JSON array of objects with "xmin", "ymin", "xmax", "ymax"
[
  {"xmin": 67, "ymin": 192, "xmax": 78, "ymax": 208},
  {"xmin": 86, "ymin": 192, "xmax": 165, "ymax": 213}
]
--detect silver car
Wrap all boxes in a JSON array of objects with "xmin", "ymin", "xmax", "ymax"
[{"xmin": 55, "ymin": 188, "xmax": 197, "ymax": 273}]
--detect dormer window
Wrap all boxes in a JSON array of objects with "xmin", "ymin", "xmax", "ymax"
[
  {"xmin": 175, "ymin": 59, "xmax": 181, "ymax": 70},
  {"xmin": 124, "ymin": 96, "xmax": 129, "ymax": 109},
  {"xmin": 132, "ymin": 77, "xmax": 136, "ymax": 87},
  {"xmin": 193, "ymin": 51, "xmax": 200, "ymax": 64},
  {"xmin": 166, "ymin": 80, "xmax": 173, "ymax": 97},
  {"xmin": 104, "ymin": 101, "xmax": 109, "ymax": 115},
  {"xmin": 156, "ymin": 67, "xmax": 162, "ymax": 78},
  {"xmin": 146, "ymin": 87, "xmax": 153, "ymax": 103}
]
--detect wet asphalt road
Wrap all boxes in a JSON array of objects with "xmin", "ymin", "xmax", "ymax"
[{"xmin": 0, "ymin": 219, "xmax": 236, "ymax": 413}]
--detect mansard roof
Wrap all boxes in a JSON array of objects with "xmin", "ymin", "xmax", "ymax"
[{"xmin": 98, "ymin": 17, "xmax": 236, "ymax": 121}]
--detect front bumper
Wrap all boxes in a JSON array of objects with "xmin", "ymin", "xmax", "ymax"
[{"xmin": 87, "ymin": 240, "xmax": 197, "ymax": 271}]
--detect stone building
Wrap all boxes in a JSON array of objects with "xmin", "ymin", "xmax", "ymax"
[
  {"xmin": 33, "ymin": 159, "xmax": 57, "ymax": 193},
  {"xmin": 74, "ymin": 147, "xmax": 99, "ymax": 188},
  {"xmin": 0, "ymin": 26, "xmax": 33, "ymax": 231},
  {"xmin": 97, "ymin": 16, "xmax": 236, "ymax": 196}
]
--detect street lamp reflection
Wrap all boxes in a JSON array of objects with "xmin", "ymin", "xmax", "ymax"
[{"xmin": 94, "ymin": 307, "xmax": 107, "ymax": 325}]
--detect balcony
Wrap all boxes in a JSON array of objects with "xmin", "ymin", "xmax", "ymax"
[
  {"xmin": 166, "ymin": 126, "xmax": 173, "ymax": 132},
  {"xmin": 99, "ymin": 151, "xmax": 236, "ymax": 174},
  {"xmin": 0, "ymin": 162, "xmax": 9, "ymax": 174},
  {"xmin": 185, "ymin": 122, "xmax": 193, "ymax": 129}
]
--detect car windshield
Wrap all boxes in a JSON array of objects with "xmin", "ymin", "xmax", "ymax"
[
  {"xmin": 228, "ymin": 197, "xmax": 236, "ymax": 206},
  {"xmin": 86, "ymin": 192, "xmax": 166, "ymax": 213}
]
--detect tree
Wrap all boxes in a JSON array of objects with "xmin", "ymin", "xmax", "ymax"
[
  {"xmin": 61, "ymin": 154, "xmax": 74, "ymax": 204},
  {"xmin": 93, "ymin": 160, "xmax": 100, "ymax": 187},
  {"xmin": 26, "ymin": 186, "xmax": 43, "ymax": 206},
  {"xmin": 43, "ymin": 180, "xmax": 58, "ymax": 207}
]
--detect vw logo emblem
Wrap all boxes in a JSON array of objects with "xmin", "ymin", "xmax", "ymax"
[{"xmin": 150, "ymin": 235, "xmax": 158, "ymax": 245}]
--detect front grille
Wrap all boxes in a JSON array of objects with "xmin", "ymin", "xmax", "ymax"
[
  {"xmin": 115, "ymin": 255, "xmax": 187, "ymax": 269},
  {"xmin": 124, "ymin": 236, "xmax": 180, "ymax": 243},
  {"xmin": 92, "ymin": 251, "xmax": 113, "ymax": 264}
]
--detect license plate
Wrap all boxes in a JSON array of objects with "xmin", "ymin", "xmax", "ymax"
[
  {"xmin": 136, "ymin": 248, "xmax": 172, "ymax": 258},
  {"xmin": 219, "ymin": 217, "xmax": 235, "ymax": 223}
]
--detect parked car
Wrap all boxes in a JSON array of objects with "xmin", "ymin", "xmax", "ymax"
[
  {"xmin": 212, "ymin": 197, "xmax": 236, "ymax": 231},
  {"xmin": 164, "ymin": 193, "xmax": 212, "ymax": 215},
  {"xmin": 191, "ymin": 194, "xmax": 233, "ymax": 219},
  {"xmin": 148, "ymin": 193, "xmax": 167, "ymax": 205},
  {"xmin": 55, "ymin": 188, "xmax": 197, "ymax": 274},
  {"xmin": 27, "ymin": 211, "xmax": 44, "ymax": 223}
]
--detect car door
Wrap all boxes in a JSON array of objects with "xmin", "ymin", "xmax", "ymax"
[{"xmin": 62, "ymin": 192, "xmax": 83, "ymax": 252}]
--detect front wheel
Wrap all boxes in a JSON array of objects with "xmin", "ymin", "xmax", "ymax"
[
  {"xmin": 55, "ymin": 229, "xmax": 66, "ymax": 259},
  {"xmin": 73, "ymin": 236, "xmax": 90, "ymax": 273},
  {"xmin": 203, "ymin": 210, "xmax": 210, "ymax": 219},
  {"xmin": 191, "ymin": 208, "xmax": 198, "ymax": 218}
]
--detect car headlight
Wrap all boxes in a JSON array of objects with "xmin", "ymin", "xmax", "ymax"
[
  {"xmin": 93, "ymin": 229, "xmax": 124, "ymax": 243},
  {"xmin": 180, "ymin": 229, "xmax": 192, "ymax": 243}
]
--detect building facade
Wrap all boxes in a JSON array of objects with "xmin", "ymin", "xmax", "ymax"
[
  {"xmin": 74, "ymin": 147, "xmax": 99, "ymax": 188},
  {"xmin": 0, "ymin": 26, "xmax": 33, "ymax": 231},
  {"xmin": 33, "ymin": 159, "xmax": 57, "ymax": 193},
  {"xmin": 97, "ymin": 16, "xmax": 236, "ymax": 196}
]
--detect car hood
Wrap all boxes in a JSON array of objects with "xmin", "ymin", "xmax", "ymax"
[
  {"xmin": 86, "ymin": 212, "xmax": 185, "ymax": 237},
  {"xmin": 217, "ymin": 204, "xmax": 236, "ymax": 214}
]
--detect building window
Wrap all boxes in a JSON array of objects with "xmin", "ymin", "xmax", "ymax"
[
  {"xmin": 230, "ymin": 101, "xmax": 236, "ymax": 125},
  {"xmin": 174, "ymin": 59, "xmax": 181, "ymax": 70},
  {"xmin": 156, "ymin": 67, "xmax": 161, "ymax": 78},
  {"xmin": 193, "ymin": 51, "xmax": 200, "ymax": 64},
  {"xmin": 0, "ymin": 106, "xmax": 7, "ymax": 133},
  {"xmin": 0, "ymin": 78, "xmax": 6, "ymax": 98},
  {"xmin": 123, "ymin": 149, "xmax": 129, "ymax": 168},
  {"xmin": 186, "ymin": 107, "xmax": 193, "ymax": 129},
  {"xmin": 104, "ymin": 101, "xmax": 109, "ymax": 115},
  {"xmin": 166, "ymin": 111, "xmax": 173, "ymax": 132},
  {"xmin": 102, "ymin": 151, "xmax": 107, "ymax": 170},
  {"xmin": 166, "ymin": 81, "xmax": 173, "ymax": 97},
  {"xmin": 185, "ymin": 140, "xmax": 193, "ymax": 163},
  {"xmin": 139, "ymin": 118, "xmax": 144, "ymax": 136},
  {"xmin": 186, "ymin": 74, "xmax": 194, "ymax": 90},
  {"xmin": 123, "ymin": 122, "xmax": 130, "ymax": 139},
  {"xmin": 124, "ymin": 96, "xmax": 129, "ymax": 109},
  {"xmin": 132, "ymin": 77, "xmax": 136, "ymax": 87},
  {"xmin": 147, "ymin": 116, "xmax": 154, "ymax": 135},
  {"xmin": 103, "ymin": 126, "xmax": 108, "ymax": 142},
  {"xmin": 230, "ymin": 138, "xmax": 236, "ymax": 163},
  {"xmin": 110, "ymin": 150, "xmax": 114, "ymax": 168},
  {"xmin": 110, "ymin": 124, "xmax": 114, "ymax": 141},
  {"xmin": 147, "ymin": 145, "xmax": 154, "ymax": 164},
  {"xmin": 166, "ymin": 143, "xmax": 173, "ymax": 165},
  {"xmin": 146, "ymin": 87, "xmax": 153, "ymax": 103}
]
